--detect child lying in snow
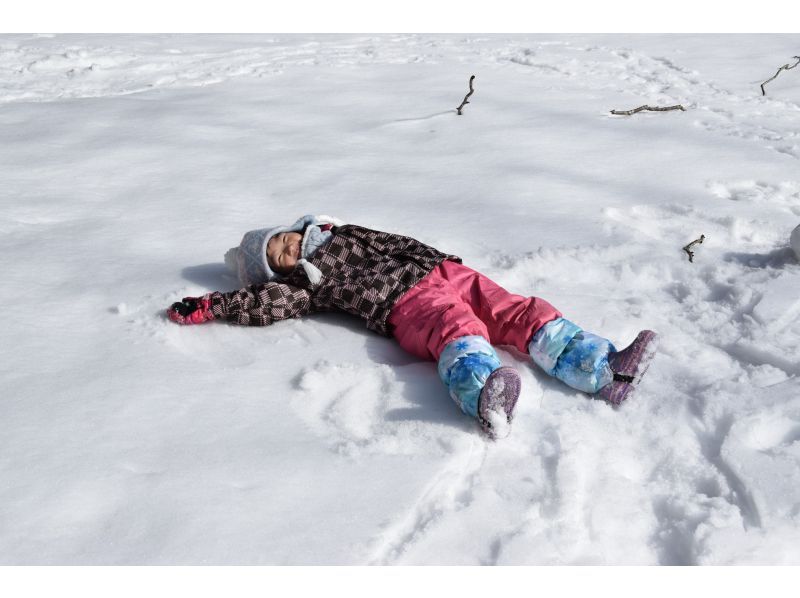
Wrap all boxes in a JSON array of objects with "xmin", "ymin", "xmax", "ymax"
[{"xmin": 167, "ymin": 215, "xmax": 657, "ymax": 438}]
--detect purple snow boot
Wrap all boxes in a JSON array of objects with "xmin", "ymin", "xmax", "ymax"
[
  {"xmin": 597, "ymin": 330, "xmax": 658, "ymax": 405},
  {"xmin": 478, "ymin": 367, "xmax": 521, "ymax": 439}
]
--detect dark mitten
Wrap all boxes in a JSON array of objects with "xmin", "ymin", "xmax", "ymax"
[{"xmin": 167, "ymin": 296, "xmax": 214, "ymax": 325}]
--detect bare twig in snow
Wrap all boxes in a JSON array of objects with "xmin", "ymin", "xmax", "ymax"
[
  {"xmin": 456, "ymin": 75, "xmax": 476, "ymax": 115},
  {"xmin": 610, "ymin": 104, "xmax": 686, "ymax": 116},
  {"xmin": 760, "ymin": 56, "xmax": 800, "ymax": 96},
  {"xmin": 682, "ymin": 234, "xmax": 705, "ymax": 263}
]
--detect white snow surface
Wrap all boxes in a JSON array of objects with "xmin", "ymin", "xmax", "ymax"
[{"xmin": 2, "ymin": 33, "xmax": 800, "ymax": 565}]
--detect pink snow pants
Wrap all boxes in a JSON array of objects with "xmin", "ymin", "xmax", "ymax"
[{"xmin": 387, "ymin": 260, "xmax": 562, "ymax": 361}]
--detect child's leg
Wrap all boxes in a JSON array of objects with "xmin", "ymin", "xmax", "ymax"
[
  {"xmin": 528, "ymin": 318, "xmax": 616, "ymax": 393},
  {"xmin": 388, "ymin": 266, "xmax": 520, "ymax": 430},
  {"xmin": 436, "ymin": 261, "xmax": 616, "ymax": 394},
  {"xmin": 435, "ymin": 260, "xmax": 561, "ymax": 352},
  {"xmin": 388, "ymin": 268, "xmax": 489, "ymax": 361}
]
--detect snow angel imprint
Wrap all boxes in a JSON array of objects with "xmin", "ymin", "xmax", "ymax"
[{"xmin": 167, "ymin": 215, "xmax": 657, "ymax": 438}]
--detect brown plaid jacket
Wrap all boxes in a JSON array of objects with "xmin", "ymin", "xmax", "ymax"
[{"xmin": 208, "ymin": 224, "xmax": 460, "ymax": 336}]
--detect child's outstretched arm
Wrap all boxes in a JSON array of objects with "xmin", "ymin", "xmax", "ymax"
[{"xmin": 167, "ymin": 282, "xmax": 314, "ymax": 326}]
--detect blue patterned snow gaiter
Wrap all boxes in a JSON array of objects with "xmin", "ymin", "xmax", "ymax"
[
  {"xmin": 528, "ymin": 318, "xmax": 616, "ymax": 394},
  {"xmin": 437, "ymin": 336, "xmax": 502, "ymax": 418}
]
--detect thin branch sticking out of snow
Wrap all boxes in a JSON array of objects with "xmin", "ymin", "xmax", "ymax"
[
  {"xmin": 683, "ymin": 234, "xmax": 705, "ymax": 263},
  {"xmin": 610, "ymin": 104, "xmax": 686, "ymax": 116},
  {"xmin": 760, "ymin": 56, "xmax": 800, "ymax": 96},
  {"xmin": 456, "ymin": 75, "xmax": 476, "ymax": 115}
]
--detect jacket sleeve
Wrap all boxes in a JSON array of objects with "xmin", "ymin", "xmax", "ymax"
[{"xmin": 208, "ymin": 282, "xmax": 314, "ymax": 326}]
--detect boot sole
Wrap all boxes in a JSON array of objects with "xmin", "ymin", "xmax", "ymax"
[
  {"xmin": 613, "ymin": 330, "xmax": 659, "ymax": 383},
  {"xmin": 478, "ymin": 367, "xmax": 521, "ymax": 439},
  {"xmin": 599, "ymin": 380, "xmax": 634, "ymax": 405},
  {"xmin": 632, "ymin": 331, "xmax": 659, "ymax": 386},
  {"xmin": 600, "ymin": 331, "xmax": 659, "ymax": 405}
]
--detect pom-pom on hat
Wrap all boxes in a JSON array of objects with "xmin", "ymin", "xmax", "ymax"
[{"xmin": 231, "ymin": 214, "xmax": 344, "ymax": 286}]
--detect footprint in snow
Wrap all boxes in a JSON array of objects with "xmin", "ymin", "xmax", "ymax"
[{"xmin": 707, "ymin": 179, "xmax": 800, "ymax": 214}]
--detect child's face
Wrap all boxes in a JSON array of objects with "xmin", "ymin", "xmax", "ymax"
[{"xmin": 267, "ymin": 231, "xmax": 302, "ymax": 275}]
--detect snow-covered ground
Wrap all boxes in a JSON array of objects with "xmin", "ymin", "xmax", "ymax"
[{"xmin": 1, "ymin": 34, "xmax": 799, "ymax": 565}]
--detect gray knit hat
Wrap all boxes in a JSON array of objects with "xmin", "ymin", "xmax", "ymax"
[{"xmin": 228, "ymin": 214, "xmax": 344, "ymax": 286}]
